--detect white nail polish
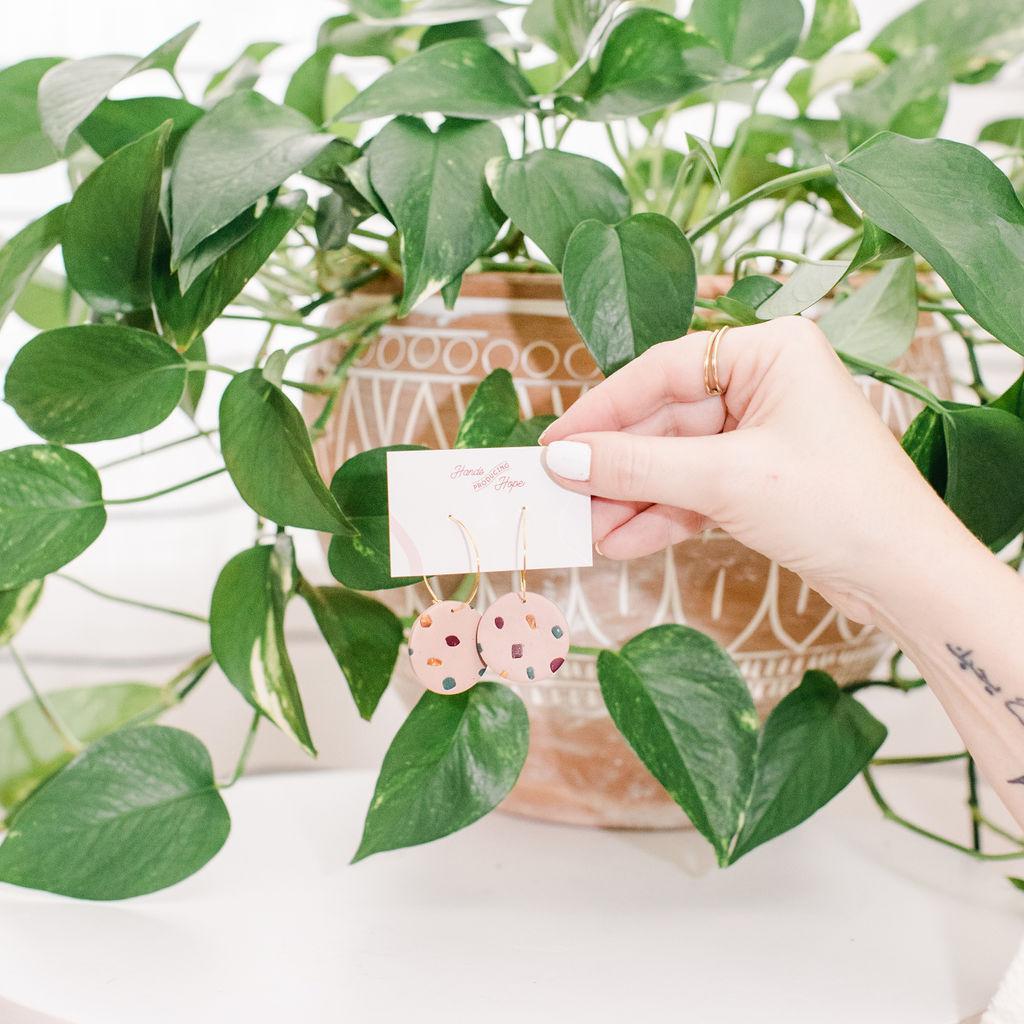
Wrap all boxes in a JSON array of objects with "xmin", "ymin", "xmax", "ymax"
[{"xmin": 545, "ymin": 440, "xmax": 591, "ymax": 481}]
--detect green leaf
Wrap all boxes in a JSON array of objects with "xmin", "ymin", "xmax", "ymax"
[
  {"xmin": 0, "ymin": 446, "xmax": 106, "ymax": 589},
  {"xmin": 368, "ymin": 117, "xmax": 507, "ymax": 316},
  {"xmin": 338, "ymin": 39, "xmax": 533, "ymax": 121},
  {"xmin": 77, "ymin": 97, "xmax": 202, "ymax": 159},
  {"xmin": 328, "ymin": 445, "xmax": 426, "ymax": 590},
  {"xmin": 690, "ymin": 0, "xmax": 804, "ymax": 73},
  {"xmin": 569, "ymin": 11, "xmax": 732, "ymax": 121},
  {"xmin": 13, "ymin": 266, "xmax": 78, "ymax": 331},
  {"xmin": 562, "ymin": 213, "xmax": 696, "ymax": 375},
  {"xmin": 0, "ymin": 579, "xmax": 43, "ymax": 646},
  {"xmin": 204, "ymin": 42, "xmax": 282, "ymax": 103},
  {"xmin": 0, "ymin": 725, "xmax": 229, "ymax": 900},
  {"xmin": 455, "ymin": 368, "xmax": 521, "ymax": 448},
  {"xmin": 597, "ymin": 625, "xmax": 758, "ymax": 862},
  {"xmin": 210, "ymin": 538, "xmax": 314, "ymax": 754},
  {"xmin": 980, "ymin": 119, "xmax": 1024, "ymax": 149},
  {"xmin": 63, "ymin": 122, "xmax": 169, "ymax": 314},
  {"xmin": 797, "ymin": 0, "xmax": 859, "ymax": 60},
  {"xmin": 181, "ymin": 336, "xmax": 207, "ymax": 417},
  {"xmin": 727, "ymin": 274, "xmax": 781, "ymax": 315},
  {"xmin": 837, "ymin": 49, "xmax": 948, "ymax": 149},
  {"xmin": 169, "ymin": 90, "xmax": 331, "ymax": 266},
  {"xmin": 522, "ymin": 0, "xmax": 613, "ymax": 65},
  {"xmin": 219, "ymin": 368, "xmax": 352, "ymax": 533},
  {"xmin": 298, "ymin": 580, "xmax": 403, "ymax": 720},
  {"xmin": 155, "ymin": 191, "xmax": 306, "ymax": 349},
  {"xmin": 37, "ymin": 24, "xmax": 198, "ymax": 151},
  {"xmin": 835, "ymin": 132, "xmax": 1024, "ymax": 356},
  {"xmin": 0, "ymin": 681, "xmax": 169, "ymax": 811},
  {"xmin": 353, "ymin": 682, "xmax": 529, "ymax": 861},
  {"xmin": 317, "ymin": 16, "xmax": 403, "ymax": 59},
  {"xmin": 0, "ymin": 58, "xmax": 63, "ymax": 173},
  {"xmin": 1009, "ymin": 877, "xmax": 1024, "ymax": 893},
  {"xmin": 728, "ymin": 671, "xmax": 886, "ymax": 862},
  {"xmin": 284, "ymin": 48, "xmax": 335, "ymax": 125},
  {"xmin": 818, "ymin": 258, "xmax": 917, "ymax": 364},
  {"xmin": 0, "ymin": 205, "xmax": 66, "ymax": 332},
  {"xmin": 504, "ymin": 414, "xmax": 555, "ymax": 446},
  {"xmin": 901, "ymin": 404, "xmax": 1024, "ymax": 549},
  {"xmin": 485, "ymin": 150, "xmax": 630, "ymax": 267},
  {"xmin": 5, "ymin": 324, "xmax": 186, "ymax": 443},
  {"xmin": 869, "ymin": 0, "xmax": 1024, "ymax": 79},
  {"xmin": 787, "ymin": 51, "xmax": 883, "ymax": 114}
]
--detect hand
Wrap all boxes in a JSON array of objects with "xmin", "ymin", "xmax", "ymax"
[{"xmin": 541, "ymin": 317, "xmax": 978, "ymax": 626}]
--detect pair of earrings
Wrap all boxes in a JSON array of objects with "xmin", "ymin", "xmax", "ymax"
[{"xmin": 407, "ymin": 509, "xmax": 570, "ymax": 695}]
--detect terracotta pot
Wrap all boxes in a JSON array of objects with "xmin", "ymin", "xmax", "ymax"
[{"xmin": 307, "ymin": 273, "xmax": 951, "ymax": 829}]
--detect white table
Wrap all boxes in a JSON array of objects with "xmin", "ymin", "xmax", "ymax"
[{"xmin": 0, "ymin": 766, "xmax": 1019, "ymax": 1024}]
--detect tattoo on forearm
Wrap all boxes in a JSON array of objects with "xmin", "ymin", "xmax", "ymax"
[{"xmin": 945, "ymin": 642, "xmax": 1024, "ymax": 786}]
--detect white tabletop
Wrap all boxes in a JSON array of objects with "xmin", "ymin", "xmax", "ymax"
[{"xmin": 0, "ymin": 765, "xmax": 1019, "ymax": 1024}]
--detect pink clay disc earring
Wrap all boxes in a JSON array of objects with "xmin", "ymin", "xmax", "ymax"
[
  {"xmin": 477, "ymin": 506, "xmax": 570, "ymax": 684},
  {"xmin": 407, "ymin": 516, "xmax": 485, "ymax": 695}
]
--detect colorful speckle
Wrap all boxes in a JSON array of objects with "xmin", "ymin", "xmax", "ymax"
[
  {"xmin": 551, "ymin": 625, "xmax": 563, "ymax": 639},
  {"xmin": 499, "ymin": 670, "xmax": 509, "ymax": 679},
  {"xmin": 525, "ymin": 614, "xmax": 537, "ymax": 629},
  {"xmin": 427, "ymin": 657, "xmax": 442, "ymax": 667},
  {"xmin": 511, "ymin": 643, "xmax": 523, "ymax": 659},
  {"xmin": 445, "ymin": 634, "xmax": 460, "ymax": 647},
  {"xmin": 494, "ymin": 616, "xmax": 504, "ymax": 629},
  {"xmin": 478, "ymin": 667, "xmax": 487, "ymax": 676},
  {"xmin": 442, "ymin": 676, "xmax": 457, "ymax": 691},
  {"xmin": 550, "ymin": 657, "xmax": 564, "ymax": 673},
  {"xmin": 419, "ymin": 613, "xmax": 432, "ymax": 628},
  {"xmin": 407, "ymin": 647, "xmax": 413, "ymax": 656},
  {"xmin": 476, "ymin": 642, "xmax": 483, "ymax": 654},
  {"xmin": 526, "ymin": 666, "xmax": 535, "ymax": 680}
]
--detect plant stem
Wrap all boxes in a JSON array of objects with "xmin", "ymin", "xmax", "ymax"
[
  {"xmin": 733, "ymin": 248, "xmax": 812, "ymax": 279},
  {"xmin": 872, "ymin": 751, "xmax": 968, "ymax": 766},
  {"xmin": 56, "ymin": 573, "xmax": 207, "ymax": 623},
  {"xmin": 862, "ymin": 767, "xmax": 1024, "ymax": 861},
  {"xmin": 837, "ymin": 351, "xmax": 947, "ymax": 415},
  {"xmin": 918, "ymin": 302, "xmax": 966, "ymax": 315},
  {"xmin": 221, "ymin": 712, "xmax": 261, "ymax": 789},
  {"xmin": 352, "ymin": 227, "xmax": 393, "ymax": 244},
  {"xmin": 172, "ymin": 654, "xmax": 215, "ymax": 702},
  {"xmin": 8, "ymin": 645, "xmax": 82, "ymax": 754},
  {"xmin": 569, "ymin": 643, "xmax": 604, "ymax": 657},
  {"xmin": 842, "ymin": 676, "xmax": 925, "ymax": 694},
  {"xmin": 183, "ymin": 361, "xmax": 238, "ymax": 377},
  {"xmin": 967, "ymin": 756, "xmax": 982, "ymax": 851},
  {"xmin": 103, "ymin": 467, "xmax": 227, "ymax": 505},
  {"xmin": 97, "ymin": 429, "xmax": 220, "ymax": 469},
  {"xmin": 976, "ymin": 812, "xmax": 1024, "ymax": 848},
  {"xmin": 689, "ymin": 164, "xmax": 833, "ymax": 242}
]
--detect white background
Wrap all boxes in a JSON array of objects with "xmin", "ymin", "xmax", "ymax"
[{"xmin": 0, "ymin": 0, "xmax": 1022, "ymax": 780}]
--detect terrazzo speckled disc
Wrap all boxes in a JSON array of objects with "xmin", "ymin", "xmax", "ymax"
[
  {"xmin": 477, "ymin": 591, "xmax": 569, "ymax": 684},
  {"xmin": 408, "ymin": 600, "xmax": 485, "ymax": 695}
]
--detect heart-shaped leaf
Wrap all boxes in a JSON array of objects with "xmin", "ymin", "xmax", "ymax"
[
  {"xmin": 569, "ymin": 11, "xmax": 733, "ymax": 121},
  {"xmin": 353, "ymin": 682, "xmax": 529, "ymax": 861},
  {"xmin": 797, "ymin": 0, "xmax": 859, "ymax": 60},
  {"xmin": 728, "ymin": 671, "xmax": 886, "ymax": 862},
  {"xmin": 817, "ymin": 257, "xmax": 917, "ymax": 364},
  {"xmin": 155, "ymin": 191, "xmax": 306, "ymax": 349},
  {"xmin": 38, "ymin": 24, "xmax": 198, "ymax": 152},
  {"xmin": 454, "ymin": 368, "xmax": 520, "ymax": 448},
  {"xmin": 485, "ymin": 150, "xmax": 630, "ymax": 267},
  {"xmin": 562, "ymin": 213, "xmax": 696, "ymax": 375},
  {"xmin": 367, "ymin": 117, "xmax": 506, "ymax": 316},
  {"xmin": 6, "ymin": 324, "xmax": 186, "ymax": 442},
  {"xmin": 338, "ymin": 39, "xmax": 532, "ymax": 122},
  {"xmin": 219, "ymin": 368, "xmax": 352, "ymax": 533},
  {"xmin": 210, "ymin": 538, "xmax": 314, "ymax": 754},
  {"xmin": 170, "ymin": 90, "xmax": 332, "ymax": 265},
  {"xmin": 77, "ymin": 96, "xmax": 203, "ymax": 159},
  {"xmin": 835, "ymin": 132, "xmax": 1024, "ymax": 356},
  {"xmin": 63, "ymin": 122, "xmax": 169, "ymax": 314},
  {"xmin": 0, "ymin": 204, "xmax": 66, "ymax": 331},
  {"xmin": 0, "ymin": 681, "xmax": 169, "ymax": 811},
  {"xmin": 0, "ymin": 446, "xmax": 106, "ymax": 588},
  {"xmin": 690, "ymin": 0, "xmax": 805, "ymax": 73},
  {"xmin": 298, "ymin": 580, "xmax": 403, "ymax": 720},
  {"xmin": 597, "ymin": 625, "xmax": 759, "ymax": 862},
  {"xmin": 0, "ymin": 579, "xmax": 43, "ymax": 647},
  {"xmin": 0, "ymin": 58, "xmax": 63, "ymax": 173},
  {"xmin": 328, "ymin": 445, "xmax": 426, "ymax": 590},
  {"xmin": 0, "ymin": 725, "xmax": 229, "ymax": 900},
  {"xmin": 204, "ymin": 42, "xmax": 282, "ymax": 103},
  {"xmin": 284, "ymin": 48, "xmax": 335, "ymax": 125},
  {"xmin": 980, "ymin": 119, "xmax": 1024, "ymax": 148}
]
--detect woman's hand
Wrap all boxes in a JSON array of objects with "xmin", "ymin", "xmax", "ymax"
[{"xmin": 540, "ymin": 316, "xmax": 974, "ymax": 627}]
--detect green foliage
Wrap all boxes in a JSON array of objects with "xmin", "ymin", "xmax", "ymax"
[
  {"xmin": 0, "ymin": 580, "xmax": 43, "ymax": 646},
  {"xmin": 353, "ymin": 683, "xmax": 529, "ymax": 861},
  {"xmin": 0, "ymin": 59, "xmax": 63, "ymax": 173},
  {"xmin": 690, "ymin": 0, "xmax": 804, "ymax": 73},
  {"xmin": 0, "ymin": 205, "xmax": 66, "ymax": 330},
  {"xmin": 454, "ymin": 367, "xmax": 520, "ymax": 448}
]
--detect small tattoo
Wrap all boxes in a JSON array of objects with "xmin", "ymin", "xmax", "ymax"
[
  {"xmin": 1008, "ymin": 775, "xmax": 1024, "ymax": 785},
  {"xmin": 1006, "ymin": 699, "xmax": 1024, "ymax": 728},
  {"xmin": 945, "ymin": 643, "xmax": 1001, "ymax": 695}
]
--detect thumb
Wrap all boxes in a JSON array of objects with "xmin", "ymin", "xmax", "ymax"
[{"xmin": 542, "ymin": 431, "xmax": 741, "ymax": 514}]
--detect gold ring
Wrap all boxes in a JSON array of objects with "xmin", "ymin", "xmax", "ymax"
[{"xmin": 703, "ymin": 326, "xmax": 729, "ymax": 397}]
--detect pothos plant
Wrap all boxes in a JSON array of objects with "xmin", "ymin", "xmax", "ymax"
[{"xmin": 1, "ymin": 0, "xmax": 1024, "ymax": 901}]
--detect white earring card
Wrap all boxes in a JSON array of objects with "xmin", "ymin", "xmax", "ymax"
[{"xmin": 386, "ymin": 446, "xmax": 593, "ymax": 577}]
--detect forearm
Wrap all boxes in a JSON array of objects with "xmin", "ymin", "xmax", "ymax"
[{"xmin": 869, "ymin": 516, "xmax": 1024, "ymax": 827}]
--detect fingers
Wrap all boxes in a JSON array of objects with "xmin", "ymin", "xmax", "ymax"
[
  {"xmin": 592, "ymin": 496, "xmax": 646, "ymax": 541},
  {"xmin": 597, "ymin": 504, "xmax": 705, "ymax": 560},
  {"xmin": 622, "ymin": 397, "xmax": 727, "ymax": 438},
  {"xmin": 543, "ymin": 430, "xmax": 746, "ymax": 513}
]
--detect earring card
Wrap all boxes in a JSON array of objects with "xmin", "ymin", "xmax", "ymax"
[{"xmin": 386, "ymin": 446, "xmax": 593, "ymax": 577}]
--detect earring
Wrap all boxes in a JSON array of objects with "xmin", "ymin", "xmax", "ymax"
[
  {"xmin": 408, "ymin": 516, "xmax": 486, "ymax": 695},
  {"xmin": 477, "ymin": 506, "xmax": 570, "ymax": 683}
]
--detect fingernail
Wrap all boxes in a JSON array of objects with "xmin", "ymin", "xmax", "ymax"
[
  {"xmin": 538, "ymin": 424, "xmax": 551, "ymax": 444},
  {"xmin": 594, "ymin": 539, "xmax": 604, "ymax": 557},
  {"xmin": 544, "ymin": 440, "xmax": 591, "ymax": 481}
]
